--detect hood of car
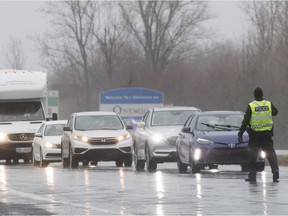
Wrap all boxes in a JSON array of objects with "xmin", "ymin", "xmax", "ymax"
[
  {"xmin": 42, "ymin": 136, "xmax": 62, "ymax": 144},
  {"xmin": 196, "ymin": 130, "xmax": 249, "ymax": 144},
  {"xmin": 74, "ymin": 129, "xmax": 128, "ymax": 138}
]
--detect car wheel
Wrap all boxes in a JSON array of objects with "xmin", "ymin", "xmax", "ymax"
[
  {"xmin": 177, "ymin": 154, "xmax": 188, "ymax": 174},
  {"xmin": 256, "ymin": 162, "xmax": 265, "ymax": 172},
  {"xmin": 69, "ymin": 145, "xmax": 78, "ymax": 168},
  {"xmin": 241, "ymin": 163, "xmax": 249, "ymax": 171},
  {"xmin": 134, "ymin": 148, "xmax": 145, "ymax": 171},
  {"xmin": 62, "ymin": 146, "xmax": 69, "ymax": 168},
  {"xmin": 208, "ymin": 164, "xmax": 218, "ymax": 170},
  {"xmin": 82, "ymin": 160, "xmax": 89, "ymax": 166},
  {"xmin": 145, "ymin": 145, "xmax": 157, "ymax": 172},
  {"xmin": 124, "ymin": 157, "xmax": 132, "ymax": 167},
  {"xmin": 116, "ymin": 160, "xmax": 123, "ymax": 167},
  {"xmin": 90, "ymin": 161, "xmax": 98, "ymax": 166},
  {"xmin": 190, "ymin": 162, "xmax": 201, "ymax": 174},
  {"xmin": 32, "ymin": 148, "xmax": 40, "ymax": 167},
  {"xmin": 40, "ymin": 148, "xmax": 48, "ymax": 167}
]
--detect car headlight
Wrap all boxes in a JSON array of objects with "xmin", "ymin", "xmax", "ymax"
[
  {"xmin": 73, "ymin": 135, "xmax": 89, "ymax": 142},
  {"xmin": 0, "ymin": 132, "xmax": 7, "ymax": 142},
  {"xmin": 117, "ymin": 133, "xmax": 131, "ymax": 142},
  {"xmin": 260, "ymin": 150, "xmax": 266, "ymax": 159},
  {"xmin": 196, "ymin": 138, "xmax": 213, "ymax": 145},
  {"xmin": 194, "ymin": 148, "xmax": 201, "ymax": 161},
  {"xmin": 152, "ymin": 134, "xmax": 165, "ymax": 143},
  {"xmin": 44, "ymin": 142, "xmax": 54, "ymax": 148}
]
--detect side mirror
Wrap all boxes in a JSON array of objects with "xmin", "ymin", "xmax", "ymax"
[
  {"xmin": 34, "ymin": 132, "xmax": 42, "ymax": 137},
  {"xmin": 137, "ymin": 121, "xmax": 145, "ymax": 128},
  {"xmin": 181, "ymin": 127, "xmax": 191, "ymax": 133},
  {"xmin": 126, "ymin": 125, "xmax": 133, "ymax": 130},
  {"xmin": 63, "ymin": 126, "xmax": 72, "ymax": 131}
]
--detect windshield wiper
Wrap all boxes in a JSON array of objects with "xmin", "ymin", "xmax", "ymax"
[
  {"xmin": 214, "ymin": 124, "xmax": 240, "ymax": 129},
  {"xmin": 201, "ymin": 123, "xmax": 228, "ymax": 131}
]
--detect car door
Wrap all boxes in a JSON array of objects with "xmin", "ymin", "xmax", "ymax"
[
  {"xmin": 32, "ymin": 123, "xmax": 45, "ymax": 160},
  {"xmin": 178, "ymin": 115, "xmax": 197, "ymax": 164},
  {"xmin": 134, "ymin": 110, "xmax": 150, "ymax": 152},
  {"xmin": 61, "ymin": 115, "xmax": 74, "ymax": 158}
]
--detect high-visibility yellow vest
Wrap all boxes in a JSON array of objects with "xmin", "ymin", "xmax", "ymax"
[{"xmin": 249, "ymin": 100, "xmax": 273, "ymax": 131}]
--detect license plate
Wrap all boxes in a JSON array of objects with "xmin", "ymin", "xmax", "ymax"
[{"xmin": 16, "ymin": 147, "xmax": 32, "ymax": 153}]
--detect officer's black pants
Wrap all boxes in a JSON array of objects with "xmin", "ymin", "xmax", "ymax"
[{"xmin": 248, "ymin": 132, "xmax": 279, "ymax": 177}]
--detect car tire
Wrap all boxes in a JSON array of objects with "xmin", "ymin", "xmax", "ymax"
[
  {"xmin": 177, "ymin": 154, "xmax": 188, "ymax": 174},
  {"xmin": 32, "ymin": 148, "xmax": 40, "ymax": 167},
  {"xmin": 90, "ymin": 161, "xmax": 98, "ymax": 166},
  {"xmin": 208, "ymin": 164, "xmax": 218, "ymax": 170},
  {"xmin": 116, "ymin": 160, "xmax": 123, "ymax": 167},
  {"xmin": 82, "ymin": 160, "xmax": 89, "ymax": 166},
  {"xmin": 190, "ymin": 162, "xmax": 201, "ymax": 174},
  {"xmin": 241, "ymin": 163, "xmax": 249, "ymax": 171},
  {"xmin": 69, "ymin": 145, "xmax": 78, "ymax": 168},
  {"xmin": 61, "ymin": 144, "xmax": 69, "ymax": 168},
  {"xmin": 124, "ymin": 157, "xmax": 132, "ymax": 167},
  {"xmin": 145, "ymin": 145, "xmax": 157, "ymax": 172},
  {"xmin": 40, "ymin": 148, "xmax": 48, "ymax": 168},
  {"xmin": 256, "ymin": 162, "xmax": 265, "ymax": 172},
  {"xmin": 134, "ymin": 148, "xmax": 145, "ymax": 171}
]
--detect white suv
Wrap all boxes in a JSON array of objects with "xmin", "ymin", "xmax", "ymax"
[
  {"xmin": 133, "ymin": 106, "xmax": 200, "ymax": 172},
  {"xmin": 61, "ymin": 111, "xmax": 133, "ymax": 168}
]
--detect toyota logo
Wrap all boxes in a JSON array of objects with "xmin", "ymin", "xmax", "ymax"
[
  {"xmin": 19, "ymin": 134, "xmax": 27, "ymax": 140},
  {"xmin": 228, "ymin": 143, "xmax": 236, "ymax": 148}
]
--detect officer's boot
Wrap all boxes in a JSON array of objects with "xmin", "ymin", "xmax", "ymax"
[
  {"xmin": 245, "ymin": 172, "xmax": 256, "ymax": 182},
  {"xmin": 273, "ymin": 172, "xmax": 279, "ymax": 183}
]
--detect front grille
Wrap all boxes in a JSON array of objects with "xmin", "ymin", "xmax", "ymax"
[
  {"xmin": 166, "ymin": 136, "xmax": 177, "ymax": 146},
  {"xmin": 46, "ymin": 153, "xmax": 61, "ymax": 157},
  {"xmin": 207, "ymin": 148, "xmax": 249, "ymax": 163},
  {"xmin": 54, "ymin": 144, "xmax": 61, "ymax": 149},
  {"xmin": 88, "ymin": 137, "xmax": 118, "ymax": 145},
  {"xmin": 8, "ymin": 133, "xmax": 35, "ymax": 141}
]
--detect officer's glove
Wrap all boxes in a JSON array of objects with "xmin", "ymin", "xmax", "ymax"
[{"xmin": 238, "ymin": 132, "xmax": 243, "ymax": 143}]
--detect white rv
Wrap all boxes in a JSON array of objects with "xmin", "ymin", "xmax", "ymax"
[{"xmin": 0, "ymin": 70, "xmax": 56, "ymax": 164}]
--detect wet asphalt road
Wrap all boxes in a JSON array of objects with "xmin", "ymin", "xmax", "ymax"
[{"xmin": 0, "ymin": 161, "xmax": 287, "ymax": 215}]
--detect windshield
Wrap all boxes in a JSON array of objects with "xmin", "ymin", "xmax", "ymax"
[
  {"xmin": 75, "ymin": 115, "xmax": 124, "ymax": 130},
  {"xmin": 152, "ymin": 110, "xmax": 196, "ymax": 126},
  {"xmin": 44, "ymin": 124, "xmax": 66, "ymax": 136},
  {"xmin": 197, "ymin": 114, "xmax": 243, "ymax": 131},
  {"xmin": 0, "ymin": 101, "xmax": 45, "ymax": 122}
]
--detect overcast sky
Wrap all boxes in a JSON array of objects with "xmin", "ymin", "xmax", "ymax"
[{"xmin": 0, "ymin": 1, "xmax": 247, "ymax": 70}]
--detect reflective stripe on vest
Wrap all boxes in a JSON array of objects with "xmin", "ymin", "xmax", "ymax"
[{"xmin": 249, "ymin": 100, "xmax": 273, "ymax": 131}]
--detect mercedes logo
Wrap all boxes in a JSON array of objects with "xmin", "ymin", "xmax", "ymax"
[
  {"xmin": 19, "ymin": 134, "xmax": 27, "ymax": 140},
  {"xmin": 228, "ymin": 143, "xmax": 236, "ymax": 148}
]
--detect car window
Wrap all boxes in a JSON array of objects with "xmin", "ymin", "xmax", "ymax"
[
  {"xmin": 75, "ymin": 115, "xmax": 124, "ymax": 130},
  {"xmin": 184, "ymin": 114, "xmax": 195, "ymax": 127},
  {"xmin": 44, "ymin": 124, "xmax": 66, "ymax": 136},
  {"xmin": 151, "ymin": 110, "xmax": 196, "ymax": 126},
  {"xmin": 196, "ymin": 114, "xmax": 243, "ymax": 131},
  {"xmin": 37, "ymin": 123, "xmax": 45, "ymax": 134},
  {"xmin": 67, "ymin": 116, "xmax": 73, "ymax": 129}
]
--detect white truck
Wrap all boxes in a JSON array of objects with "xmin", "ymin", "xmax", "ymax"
[{"xmin": 0, "ymin": 69, "xmax": 57, "ymax": 164}]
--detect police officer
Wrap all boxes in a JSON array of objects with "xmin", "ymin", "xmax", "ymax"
[{"xmin": 238, "ymin": 87, "xmax": 279, "ymax": 182}]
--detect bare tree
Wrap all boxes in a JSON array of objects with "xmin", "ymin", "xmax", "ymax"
[
  {"xmin": 90, "ymin": 2, "xmax": 128, "ymax": 85},
  {"xmin": 119, "ymin": 1, "xmax": 211, "ymax": 74},
  {"xmin": 2, "ymin": 36, "xmax": 26, "ymax": 69},
  {"xmin": 37, "ymin": 0, "xmax": 98, "ymax": 111},
  {"xmin": 241, "ymin": 0, "xmax": 280, "ymax": 83}
]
